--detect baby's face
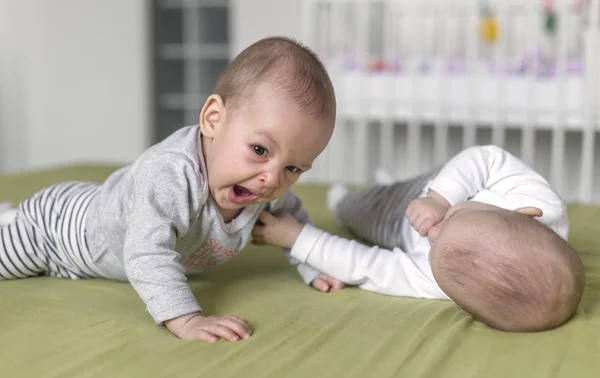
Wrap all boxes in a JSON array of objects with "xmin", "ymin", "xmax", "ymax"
[{"xmin": 201, "ymin": 83, "xmax": 334, "ymax": 218}]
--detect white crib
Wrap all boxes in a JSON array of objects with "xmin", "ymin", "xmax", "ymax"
[{"xmin": 300, "ymin": 0, "xmax": 600, "ymax": 204}]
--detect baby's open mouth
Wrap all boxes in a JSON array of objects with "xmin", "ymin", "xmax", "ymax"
[
  {"xmin": 230, "ymin": 185, "xmax": 259, "ymax": 204},
  {"xmin": 233, "ymin": 185, "xmax": 255, "ymax": 198}
]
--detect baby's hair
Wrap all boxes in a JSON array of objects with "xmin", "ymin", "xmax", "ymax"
[
  {"xmin": 215, "ymin": 36, "xmax": 336, "ymax": 121},
  {"xmin": 432, "ymin": 213, "xmax": 585, "ymax": 332}
]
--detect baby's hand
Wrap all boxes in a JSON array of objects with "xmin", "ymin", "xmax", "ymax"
[
  {"xmin": 312, "ymin": 274, "xmax": 345, "ymax": 293},
  {"xmin": 406, "ymin": 190, "xmax": 451, "ymax": 237},
  {"xmin": 165, "ymin": 312, "xmax": 251, "ymax": 343},
  {"xmin": 251, "ymin": 211, "xmax": 303, "ymax": 249}
]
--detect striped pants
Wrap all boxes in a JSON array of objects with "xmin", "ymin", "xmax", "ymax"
[
  {"xmin": 0, "ymin": 182, "xmax": 101, "ymax": 280},
  {"xmin": 334, "ymin": 170, "xmax": 438, "ymax": 251}
]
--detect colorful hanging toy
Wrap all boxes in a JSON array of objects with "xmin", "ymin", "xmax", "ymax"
[
  {"xmin": 366, "ymin": 58, "xmax": 388, "ymax": 72},
  {"xmin": 544, "ymin": 0, "xmax": 558, "ymax": 36},
  {"xmin": 479, "ymin": 0, "xmax": 498, "ymax": 44}
]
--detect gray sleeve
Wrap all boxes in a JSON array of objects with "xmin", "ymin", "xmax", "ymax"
[
  {"xmin": 124, "ymin": 152, "xmax": 204, "ymax": 324},
  {"xmin": 270, "ymin": 190, "xmax": 322, "ymax": 285}
]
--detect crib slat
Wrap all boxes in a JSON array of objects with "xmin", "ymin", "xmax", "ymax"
[
  {"xmin": 327, "ymin": 121, "xmax": 344, "ymax": 182},
  {"xmin": 406, "ymin": 1, "xmax": 422, "ymax": 177},
  {"xmin": 550, "ymin": 0, "xmax": 571, "ymax": 198},
  {"xmin": 434, "ymin": 1, "xmax": 449, "ymax": 165},
  {"xmin": 406, "ymin": 122, "xmax": 421, "ymax": 178},
  {"xmin": 520, "ymin": 1, "xmax": 540, "ymax": 167},
  {"xmin": 327, "ymin": 0, "xmax": 347, "ymax": 183},
  {"xmin": 353, "ymin": 0, "xmax": 370, "ymax": 183},
  {"xmin": 300, "ymin": 0, "xmax": 323, "ymax": 183},
  {"xmin": 491, "ymin": 1, "xmax": 507, "ymax": 149},
  {"xmin": 301, "ymin": 0, "xmax": 315, "ymax": 50},
  {"xmin": 379, "ymin": 0, "xmax": 396, "ymax": 172},
  {"xmin": 379, "ymin": 121, "xmax": 394, "ymax": 172},
  {"xmin": 352, "ymin": 120, "xmax": 369, "ymax": 183},
  {"xmin": 299, "ymin": 0, "xmax": 312, "ymax": 182},
  {"xmin": 580, "ymin": 0, "xmax": 600, "ymax": 202},
  {"xmin": 463, "ymin": 0, "xmax": 478, "ymax": 149},
  {"xmin": 580, "ymin": 128, "xmax": 596, "ymax": 202}
]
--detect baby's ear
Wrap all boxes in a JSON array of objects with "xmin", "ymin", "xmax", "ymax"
[
  {"xmin": 514, "ymin": 207, "xmax": 543, "ymax": 218},
  {"xmin": 199, "ymin": 94, "xmax": 225, "ymax": 137}
]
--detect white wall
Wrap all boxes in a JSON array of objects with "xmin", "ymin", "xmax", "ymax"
[
  {"xmin": 230, "ymin": 0, "xmax": 304, "ymax": 56},
  {"xmin": 0, "ymin": 0, "xmax": 28, "ymax": 174},
  {"xmin": 0, "ymin": 0, "xmax": 150, "ymax": 174}
]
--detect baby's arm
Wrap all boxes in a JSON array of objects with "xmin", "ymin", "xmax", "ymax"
[
  {"xmin": 266, "ymin": 190, "xmax": 344, "ymax": 292},
  {"xmin": 252, "ymin": 212, "xmax": 447, "ymax": 299},
  {"xmin": 125, "ymin": 153, "xmax": 251, "ymax": 342},
  {"xmin": 427, "ymin": 145, "xmax": 568, "ymax": 238}
]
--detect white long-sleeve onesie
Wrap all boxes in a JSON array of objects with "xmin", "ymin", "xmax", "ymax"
[{"xmin": 289, "ymin": 145, "xmax": 569, "ymax": 300}]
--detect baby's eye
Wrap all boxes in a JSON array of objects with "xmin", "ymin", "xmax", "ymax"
[
  {"xmin": 286, "ymin": 166, "xmax": 301, "ymax": 173},
  {"xmin": 253, "ymin": 145, "xmax": 268, "ymax": 157}
]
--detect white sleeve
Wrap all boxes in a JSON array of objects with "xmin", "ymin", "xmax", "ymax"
[
  {"xmin": 427, "ymin": 145, "xmax": 568, "ymax": 239},
  {"xmin": 268, "ymin": 191, "xmax": 323, "ymax": 285},
  {"xmin": 290, "ymin": 224, "xmax": 448, "ymax": 299}
]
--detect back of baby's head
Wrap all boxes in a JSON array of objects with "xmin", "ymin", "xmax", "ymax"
[
  {"xmin": 432, "ymin": 213, "xmax": 585, "ymax": 332},
  {"xmin": 215, "ymin": 36, "xmax": 336, "ymax": 122}
]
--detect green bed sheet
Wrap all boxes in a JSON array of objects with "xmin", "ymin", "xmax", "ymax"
[{"xmin": 1, "ymin": 165, "xmax": 599, "ymax": 378}]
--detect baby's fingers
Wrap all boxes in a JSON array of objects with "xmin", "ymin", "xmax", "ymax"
[
  {"xmin": 418, "ymin": 217, "xmax": 436, "ymax": 235},
  {"xmin": 406, "ymin": 210, "xmax": 419, "ymax": 228},
  {"xmin": 224, "ymin": 315, "xmax": 248, "ymax": 325},
  {"xmin": 198, "ymin": 324, "xmax": 243, "ymax": 342},
  {"xmin": 215, "ymin": 318, "xmax": 252, "ymax": 340},
  {"xmin": 312, "ymin": 277, "xmax": 331, "ymax": 293},
  {"xmin": 412, "ymin": 214, "xmax": 429, "ymax": 237},
  {"xmin": 322, "ymin": 275, "xmax": 345, "ymax": 292},
  {"xmin": 257, "ymin": 211, "xmax": 277, "ymax": 226},
  {"xmin": 192, "ymin": 330, "xmax": 221, "ymax": 343},
  {"xmin": 251, "ymin": 226, "xmax": 266, "ymax": 243}
]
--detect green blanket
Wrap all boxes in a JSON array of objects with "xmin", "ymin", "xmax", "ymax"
[{"xmin": 1, "ymin": 165, "xmax": 599, "ymax": 378}]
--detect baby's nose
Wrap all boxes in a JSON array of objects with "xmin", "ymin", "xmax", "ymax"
[{"xmin": 261, "ymin": 169, "xmax": 281, "ymax": 188}]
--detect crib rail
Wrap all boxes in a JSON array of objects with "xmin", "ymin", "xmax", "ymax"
[{"xmin": 301, "ymin": 0, "xmax": 600, "ymax": 204}]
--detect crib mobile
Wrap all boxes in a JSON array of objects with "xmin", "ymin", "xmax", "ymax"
[
  {"xmin": 363, "ymin": 0, "xmax": 587, "ymax": 77},
  {"xmin": 478, "ymin": 0, "xmax": 561, "ymax": 45}
]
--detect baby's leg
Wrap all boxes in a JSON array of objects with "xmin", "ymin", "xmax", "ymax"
[
  {"xmin": 331, "ymin": 171, "xmax": 438, "ymax": 250},
  {"xmin": 0, "ymin": 202, "xmax": 17, "ymax": 226},
  {"xmin": 0, "ymin": 182, "xmax": 102, "ymax": 280},
  {"xmin": 0, "ymin": 213, "xmax": 49, "ymax": 279}
]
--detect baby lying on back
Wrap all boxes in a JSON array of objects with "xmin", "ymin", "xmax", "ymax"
[{"xmin": 252, "ymin": 146, "xmax": 585, "ymax": 332}]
